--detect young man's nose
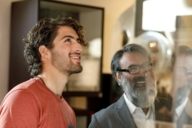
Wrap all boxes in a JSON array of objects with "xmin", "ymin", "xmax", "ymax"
[{"xmin": 73, "ymin": 41, "xmax": 83, "ymax": 52}]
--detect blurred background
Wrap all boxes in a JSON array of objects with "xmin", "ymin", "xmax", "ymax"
[{"xmin": 1, "ymin": 0, "xmax": 192, "ymax": 127}]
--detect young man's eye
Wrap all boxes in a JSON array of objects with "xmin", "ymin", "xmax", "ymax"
[
  {"xmin": 77, "ymin": 39, "xmax": 81, "ymax": 43},
  {"xmin": 64, "ymin": 38, "xmax": 72, "ymax": 43}
]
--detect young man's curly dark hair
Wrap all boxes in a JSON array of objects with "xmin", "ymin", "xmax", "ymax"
[{"xmin": 23, "ymin": 17, "xmax": 86, "ymax": 77}]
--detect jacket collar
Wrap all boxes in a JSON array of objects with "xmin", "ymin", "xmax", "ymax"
[{"xmin": 115, "ymin": 96, "xmax": 138, "ymax": 128}]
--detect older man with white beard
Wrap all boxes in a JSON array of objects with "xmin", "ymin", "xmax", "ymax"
[{"xmin": 88, "ymin": 43, "xmax": 172, "ymax": 128}]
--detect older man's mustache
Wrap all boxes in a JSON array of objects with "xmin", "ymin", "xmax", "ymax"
[{"xmin": 133, "ymin": 76, "xmax": 146, "ymax": 83}]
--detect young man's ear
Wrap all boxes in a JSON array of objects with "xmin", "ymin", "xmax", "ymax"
[{"xmin": 38, "ymin": 45, "xmax": 50, "ymax": 61}]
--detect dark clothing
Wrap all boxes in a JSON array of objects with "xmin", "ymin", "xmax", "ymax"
[{"xmin": 88, "ymin": 96, "xmax": 172, "ymax": 128}]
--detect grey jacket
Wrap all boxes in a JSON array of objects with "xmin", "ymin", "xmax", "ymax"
[
  {"xmin": 88, "ymin": 95, "xmax": 172, "ymax": 128},
  {"xmin": 88, "ymin": 96, "xmax": 137, "ymax": 128}
]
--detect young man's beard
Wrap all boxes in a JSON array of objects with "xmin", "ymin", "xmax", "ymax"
[
  {"xmin": 69, "ymin": 64, "xmax": 83, "ymax": 74},
  {"xmin": 51, "ymin": 50, "xmax": 83, "ymax": 75},
  {"xmin": 121, "ymin": 76, "xmax": 157, "ymax": 108}
]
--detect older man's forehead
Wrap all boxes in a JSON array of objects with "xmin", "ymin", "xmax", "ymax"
[{"xmin": 120, "ymin": 52, "xmax": 149, "ymax": 66}]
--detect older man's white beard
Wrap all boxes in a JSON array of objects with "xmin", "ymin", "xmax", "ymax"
[
  {"xmin": 122, "ymin": 78, "xmax": 157, "ymax": 108},
  {"xmin": 132, "ymin": 88, "xmax": 156, "ymax": 108}
]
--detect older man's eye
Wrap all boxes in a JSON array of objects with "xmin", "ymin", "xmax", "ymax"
[{"xmin": 128, "ymin": 66, "xmax": 139, "ymax": 73}]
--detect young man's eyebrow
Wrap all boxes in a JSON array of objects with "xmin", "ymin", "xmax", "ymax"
[
  {"xmin": 61, "ymin": 35, "xmax": 80, "ymax": 40},
  {"xmin": 62, "ymin": 35, "xmax": 75, "ymax": 39}
]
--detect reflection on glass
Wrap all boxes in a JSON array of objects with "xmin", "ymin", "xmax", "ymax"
[
  {"xmin": 142, "ymin": 0, "xmax": 176, "ymax": 32},
  {"xmin": 173, "ymin": 45, "xmax": 192, "ymax": 128},
  {"xmin": 134, "ymin": 0, "xmax": 192, "ymax": 127}
]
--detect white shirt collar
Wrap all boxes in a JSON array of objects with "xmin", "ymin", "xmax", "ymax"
[
  {"xmin": 123, "ymin": 93, "xmax": 156, "ymax": 128},
  {"xmin": 123, "ymin": 93, "xmax": 137, "ymax": 114},
  {"xmin": 123, "ymin": 93, "xmax": 155, "ymax": 119}
]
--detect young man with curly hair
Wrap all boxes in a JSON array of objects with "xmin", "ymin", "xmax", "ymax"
[{"xmin": 0, "ymin": 17, "xmax": 86, "ymax": 128}]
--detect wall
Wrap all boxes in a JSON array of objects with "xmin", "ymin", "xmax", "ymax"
[
  {"xmin": 0, "ymin": 0, "xmax": 134, "ymax": 101},
  {"xmin": 0, "ymin": 0, "xmax": 19, "ymax": 102}
]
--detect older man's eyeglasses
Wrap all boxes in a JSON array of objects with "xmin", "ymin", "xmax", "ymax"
[{"xmin": 117, "ymin": 63, "xmax": 153, "ymax": 75}]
